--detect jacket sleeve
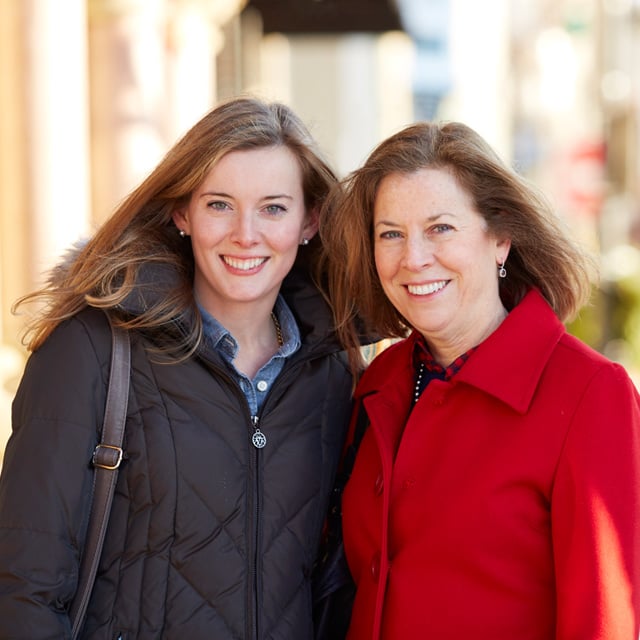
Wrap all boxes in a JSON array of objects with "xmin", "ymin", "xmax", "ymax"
[
  {"xmin": 0, "ymin": 314, "xmax": 110, "ymax": 639},
  {"xmin": 552, "ymin": 362, "xmax": 640, "ymax": 639}
]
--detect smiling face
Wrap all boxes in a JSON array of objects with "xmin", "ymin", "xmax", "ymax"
[
  {"xmin": 373, "ymin": 167, "xmax": 510, "ymax": 364},
  {"xmin": 173, "ymin": 146, "xmax": 317, "ymax": 318}
]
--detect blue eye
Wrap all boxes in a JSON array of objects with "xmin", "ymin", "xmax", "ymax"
[
  {"xmin": 264, "ymin": 204, "xmax": 286, "ymax": 215},
  {"xmin": 207, "ymin": 200, "xmax": 230, "ymax": 211},
  {"xmin": 431, "ymin": 223, "xmax": 453, "ymax": 234},
  {"xmin": 378, "ymin": 230, "xmax": 403, "ymax": 240}
]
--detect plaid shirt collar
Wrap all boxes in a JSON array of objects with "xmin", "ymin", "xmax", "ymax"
[{"xmin": 412, "ymin": 333, "xmax": 475, "ymax": 381}]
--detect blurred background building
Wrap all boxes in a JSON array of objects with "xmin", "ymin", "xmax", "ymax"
[{"xmin": 2, "ymin": 0, "xmax": 640, "ymax": 453}]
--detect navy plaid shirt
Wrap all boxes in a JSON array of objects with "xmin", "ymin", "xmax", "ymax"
[{"xmin": 412, "ymin": 334, "xmax": 475, "ymax": 403}]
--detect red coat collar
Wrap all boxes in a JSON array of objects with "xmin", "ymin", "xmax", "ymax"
[{"xmin": 356, "ymin": 289, "xmax": 566, "ymax": 415}]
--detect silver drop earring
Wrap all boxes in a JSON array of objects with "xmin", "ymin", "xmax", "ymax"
[{"xmin": 498, "ymin": 261, "xmax": 507, "ymax": 278}]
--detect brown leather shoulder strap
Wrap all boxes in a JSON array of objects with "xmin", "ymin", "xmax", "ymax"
[{"xmin": 70, "ymin": 315, "xmax": 130, "ymax": 639}]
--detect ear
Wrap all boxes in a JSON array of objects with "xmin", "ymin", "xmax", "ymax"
[
  {"xmin": 496, "ymin": 237, "xmax": 511, "ymax": 264},
  {"xmin": 172, "ymin": 208, "xmax": 189, "ymax": 235},
  {"xmin": 302, "ymin": 206, "xmax": 320, "ymax": 241}
]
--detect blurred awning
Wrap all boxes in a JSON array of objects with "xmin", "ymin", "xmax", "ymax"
[{"xmin": 245, "ymin": 0, "xmax": 403, "ymax": 34}]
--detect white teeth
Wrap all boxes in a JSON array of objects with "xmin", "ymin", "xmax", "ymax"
[
  {"xmin": 223, "ymin": 256, "xmax": 266, "ymax": 270},
  {"xmin": 407, "ymin": 280, "xmax": 447, "ymax": 295}
]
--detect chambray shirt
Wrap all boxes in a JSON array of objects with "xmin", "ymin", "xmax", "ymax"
[{"xmin": 199, "ymin": 295, "xmax": 301, "ymax": 415}]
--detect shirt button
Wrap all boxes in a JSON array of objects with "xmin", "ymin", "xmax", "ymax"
[{"xmin": 257, "ymin": 380, "xmax": 268, "ymax": 392}]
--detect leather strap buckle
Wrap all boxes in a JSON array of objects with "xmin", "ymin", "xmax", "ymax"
[{"xmin": 92, "ymin": 444, "xmax": 123, "ymax": 470}]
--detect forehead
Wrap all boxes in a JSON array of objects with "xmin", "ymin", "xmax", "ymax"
[
  {"xmin": 374, "ymin": 167, "xmax": 477, "ymax": 217},
  {"xmin": 213, "ymin": 145, "xmax": 301, "ymax": 174},
  {"xmin": 196, "ymin": 146, "xmax": 304, "ymax": 195}
]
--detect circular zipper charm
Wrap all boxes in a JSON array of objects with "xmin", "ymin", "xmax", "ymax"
[{"xmin": 252, "ymin": 429, "xmax": 267, "ymax": 449}]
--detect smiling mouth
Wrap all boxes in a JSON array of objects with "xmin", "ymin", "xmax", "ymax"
[
  {"xmin": 222, "ymin": 256, "xmax": 268, "ymax": 271},
  {"xmin": 406, "ymin": 280, "xmax": 448, "ymax": 295}
]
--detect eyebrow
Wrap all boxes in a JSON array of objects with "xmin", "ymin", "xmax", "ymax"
[
  {"xmin": 200, "ymin": 191, "xmax": 294, "ymax": 200},
  {"xmin": 374, "ymin": 212, "xmax": 450, "ymax": 227}
]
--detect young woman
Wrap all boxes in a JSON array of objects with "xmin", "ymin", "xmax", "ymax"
[{"xmin": 0, "ymin": 97, "xmax": 357, "ymax": 639}]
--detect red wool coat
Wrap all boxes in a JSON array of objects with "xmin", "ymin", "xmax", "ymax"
[{"xmin": 343, "ymin": 289, "xmax": 640, "ymax": 639}]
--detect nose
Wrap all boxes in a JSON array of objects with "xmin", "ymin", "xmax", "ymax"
[
  {"xmin": 401, "ymin": 234, "xmax": 433, "ymax": 271},
  {"xmin": 230, "ymin": 211, "xmax": 258, "ymax": 246}
]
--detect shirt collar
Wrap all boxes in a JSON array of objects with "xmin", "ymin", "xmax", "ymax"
[
  {"xmin": 198, "ymin": 295, "xmax": 301, "ymax": 358},
  {"xmin": 412, "ymin": 333, "xmax": 475, "ymax": 381}
]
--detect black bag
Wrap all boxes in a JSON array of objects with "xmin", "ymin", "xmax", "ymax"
[{"xmin": 312, "ymin": 405, "xmax": 369, "ymax": 640}]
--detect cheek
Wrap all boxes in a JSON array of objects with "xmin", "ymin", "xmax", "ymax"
[
  {"xmin": 275, "ymin": 216, "xmax": 307, "ymax": 246},
  {"xmin": 190, "ymin": 217, "xmax": 225, "ymax": 244},
  {"xmin": 275, "ymin": 229, "xmax": 304, "ymax": 253},
  {"xmin": 267, "ymin": 231, "xmax": 305, "ymax": 264},
  {"xmin": 374, "ymin": 247, "xmax": 397, "ymax": 281},
  {"xmin": 457, "ymin": 254, "xmax": 497, "ymax": 290},
  {"xmin": 373, "ymin": 244, "xmax": 385, "ymax": 271}
]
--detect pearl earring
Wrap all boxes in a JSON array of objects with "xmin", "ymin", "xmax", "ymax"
[
  {"xmin": 179, "ymin": 229, "xmax": 186, "ymax": 238},
  {"xmin": 301, "ymin": 237, "xmax": 309, "ymax": 246}
]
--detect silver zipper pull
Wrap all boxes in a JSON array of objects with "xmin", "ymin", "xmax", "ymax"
[{"xmin": 251, "ymin": 415, "xmax": 267, "ymax": 449}]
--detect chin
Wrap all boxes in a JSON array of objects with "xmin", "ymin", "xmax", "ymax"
[{"xmin": 411, "ymin": 318, "xmax": 449, "ymax": 338}]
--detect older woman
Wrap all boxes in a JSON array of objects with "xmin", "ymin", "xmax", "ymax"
[{"xmin": 321, "ymin": 121, "xmax": 640, "ymax": 639}]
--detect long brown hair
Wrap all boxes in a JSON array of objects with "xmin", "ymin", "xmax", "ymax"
[
  {"xmin": 15, "ymin": 96, "xmax": 338, "ymax": 352},
  {"xmin": 320, "ymin": 120, "xmax": 596, "ymax": 356}
]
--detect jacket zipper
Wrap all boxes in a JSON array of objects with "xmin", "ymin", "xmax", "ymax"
[
  {"xmin": 202, "ymin": 369, "xmax": 263, "ymax": 640},
  {"xmin": 251, "ymin": 415, "xmax": 262, "ymax": 640},
  {"xmin": 251, "ymin": 414, "xmax": 267, "ymax": 449},
  {"xmin": 200, "ymin": 344, "xmax": 339, "ymax": 640}
]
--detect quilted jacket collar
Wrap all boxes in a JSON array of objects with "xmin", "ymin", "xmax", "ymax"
[{"xmin": 54, "ymin": 241, "xmax": 341, "ymax": 353}]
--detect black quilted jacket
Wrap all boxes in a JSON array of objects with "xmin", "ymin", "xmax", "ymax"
[{"xmin": 0, "ymin": 261, "xmax": 353, "ymax": 640}]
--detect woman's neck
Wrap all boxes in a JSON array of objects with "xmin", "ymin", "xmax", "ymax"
[
  {"xmin": 427, "ymin": 304, "xmax": 508, "ymax": 367},
  {"xmin": 210, "ymin": 301, "xmax": 283, "ymax": 379}
]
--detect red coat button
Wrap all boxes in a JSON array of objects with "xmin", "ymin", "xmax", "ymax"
[
  {"xmin": 371, "ymin": 552, "xmax": 381, "ymax": 581},
  {"xmin": 374, "ymin": 472, "xmax": 384, "ymax": 495}
]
